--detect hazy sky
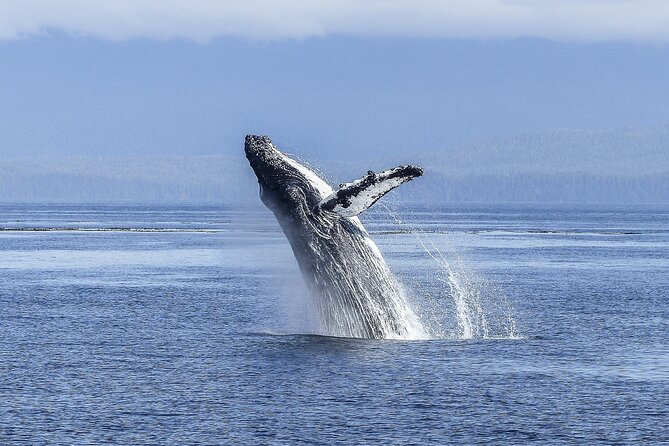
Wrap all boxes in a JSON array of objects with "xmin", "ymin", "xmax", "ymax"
[
  {"xmin": 3, "ymin": 1, "xmax": 669, "ymax": 42},
  {"xmin": 1, "ymin": 1, "xmax": 668, "ymax": 159}
]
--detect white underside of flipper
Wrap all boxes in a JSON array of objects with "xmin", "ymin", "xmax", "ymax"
[{"xmin": 317, "ymin": 165, "xmax": 423, "ymax": 217}]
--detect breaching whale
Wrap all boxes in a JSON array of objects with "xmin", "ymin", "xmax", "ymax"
[{"xmin": 245, "ymin": 135, "xmax": 425, "ymax": 339}]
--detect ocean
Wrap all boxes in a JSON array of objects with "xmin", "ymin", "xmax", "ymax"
[{"xmin": 1, "ymin": 203, "xmax": 668, "ymax": 444}]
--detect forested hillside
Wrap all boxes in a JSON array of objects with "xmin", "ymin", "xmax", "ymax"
[{"xmin": 1, "ymin": 128, "xmax": 668, "ymax": 204}]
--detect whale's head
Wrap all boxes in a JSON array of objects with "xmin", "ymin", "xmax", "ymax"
[{"xmin": 245, "ymin": 135, "xmax": 332, "ymax": 218}]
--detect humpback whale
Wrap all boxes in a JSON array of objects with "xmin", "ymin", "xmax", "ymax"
[{"xmin": 245, "ymin": 135, "xmax": 425, "ymax": 339}]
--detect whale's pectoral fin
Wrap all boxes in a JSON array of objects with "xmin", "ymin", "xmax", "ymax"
[{"xmin": 317, "ymin": 165, "xmax": 423, "ymax": 217}]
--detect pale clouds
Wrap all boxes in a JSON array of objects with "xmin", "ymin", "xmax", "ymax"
[{"xmin": 1, "ymin": 0, "xmax": 668, "ymax": 42}]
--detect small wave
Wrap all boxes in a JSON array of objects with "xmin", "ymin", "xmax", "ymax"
[
  {"xmin": 524, "ymin": 229, "xmax": 645, "ymax": 235},
  {"xmin": 372, "ymin": 229, "xmax": 420, "ymax": 235},
  {"xmin": 247, "ymin": 330, "xmax": 430, "ymax": 341},
  {"xmin": 246, "ymin": 330, "xmax": 527, "ymax": 342},
  {"xmin": 0, "ymin": 227, "xmax": 223, "ymax": 233},
  {"xmin": 369, "ymin": 228, "xmax": 656, "ymax": 236},
  {"xmin": 246, "ymin": 331, "xmax": 376, "ymax": 342}
]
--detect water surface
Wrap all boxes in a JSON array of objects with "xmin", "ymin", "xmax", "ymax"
[{"xmin": 1, "ymin": 203, "xmax": 668, "ymax": 444}]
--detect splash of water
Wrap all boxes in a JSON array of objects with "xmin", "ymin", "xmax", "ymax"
[
  {"xmin": 272, "ymin": 205, "xmax": 427, "ymax": 340},
  {"xmin": 313, "ymin": 273, "xmax": 427, "ymax": 340},
  {"xmin": 379, "ymin": 204, "xmax": 519, "ymax": 340}
]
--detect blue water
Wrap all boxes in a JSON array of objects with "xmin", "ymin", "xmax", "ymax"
[{"xmin": 1, "ymin": 203, "xmax": 668, "ymax": 445}]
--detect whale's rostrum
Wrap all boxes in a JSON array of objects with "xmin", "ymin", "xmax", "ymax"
[{"xmin": 245, "ymin": 135, "xmax": 425, "ymax": 339}]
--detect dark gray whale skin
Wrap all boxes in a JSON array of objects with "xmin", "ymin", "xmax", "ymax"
[{"xmin": 244, "ymin": 135, "xmax": 423, "ymax": 339}]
